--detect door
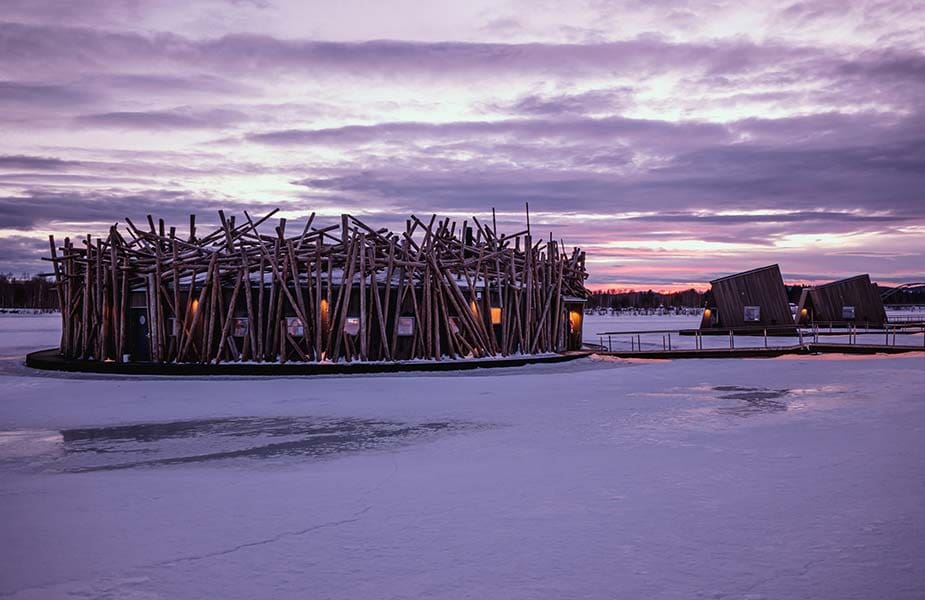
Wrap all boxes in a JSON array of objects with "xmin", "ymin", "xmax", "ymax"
[{"xmin": 127, "ymin": 308, "xmax": 150, "ymax": 361}]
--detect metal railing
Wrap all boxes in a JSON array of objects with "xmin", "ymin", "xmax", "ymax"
[
  {"xmin": 886, "ymin": 314, "xmax": 925, "ymax": 324},
  {"xmin": 593, "ymin": 322, "xmax": 925, "ymax": 353}
]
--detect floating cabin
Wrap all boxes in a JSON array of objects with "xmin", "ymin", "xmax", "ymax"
[
  {"xmin": 795, "ymin": 274, "xmax": 887, "ymax": 327},
  {"xmin": 699, "ymin": 264, "xmax": 796, "ymax": 333},
  {"xmin": 45, "ymin": 210, "xmax": 590, "ymax": 364}
]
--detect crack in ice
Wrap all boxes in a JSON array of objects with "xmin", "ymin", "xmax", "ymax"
[{"xmin": 156, "ymin": 504, "xmax": 374, "ymax": 567}]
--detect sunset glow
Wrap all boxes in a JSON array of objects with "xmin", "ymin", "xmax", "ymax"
[{"xmin": 0, "ymin": 0, "xmax": 922, "ymax": 291}]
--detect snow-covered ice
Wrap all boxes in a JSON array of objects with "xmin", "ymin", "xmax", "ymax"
[{"xmin": 1, "ymin": 313, "xmax": 924, "ymax": 599}]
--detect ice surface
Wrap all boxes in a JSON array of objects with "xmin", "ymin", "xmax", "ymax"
[{"xmin": 1, "ymin": 314, "xmax": 924, "ymax": 599}]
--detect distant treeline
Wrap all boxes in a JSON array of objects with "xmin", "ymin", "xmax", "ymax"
[
  {"xmin": 588, "ymin": 288, "xmax": 710, "ymax": 310},
  {"xmin": 588, "ymin": 284, "xmax": 925, "ymax": 310},
  {"xmin": 0, "ymin": 274, "xmax": 58, "ymax": 310}
]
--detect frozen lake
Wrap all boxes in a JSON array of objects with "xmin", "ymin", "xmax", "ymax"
[{"xmin": 1, "ymin": 314, "xmax": 924, "ymax": 599}]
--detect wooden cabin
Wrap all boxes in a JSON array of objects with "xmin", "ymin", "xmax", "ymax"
[
  {"xmin": 795, "ymin": 274, "xmax": 887, "ymax": 327},
  {"xmin": 700, "ymin": 264, "xmax": 795, "ymax": 333},
  {"xmin": 46, "ymin": 210, "xmax": 590, "ymax": 364}
]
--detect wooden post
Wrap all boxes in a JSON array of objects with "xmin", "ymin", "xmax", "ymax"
[{"xmin": 358, "ymin": 232, "xmax": 368, "ymax": 361}]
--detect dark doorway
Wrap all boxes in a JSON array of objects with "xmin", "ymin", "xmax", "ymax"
[{"xmin": 127, "ymin": 308, "xmax": 150, "ymax": 361}]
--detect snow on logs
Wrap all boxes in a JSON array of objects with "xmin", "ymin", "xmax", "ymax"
[{"xmin": 45, "ymin": 210, "xmax": 589, "ymax": 364}]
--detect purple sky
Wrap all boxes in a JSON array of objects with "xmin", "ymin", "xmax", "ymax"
[{"xmin": 1, "ymin": 0, "xmax": 923, "ymax": 290}]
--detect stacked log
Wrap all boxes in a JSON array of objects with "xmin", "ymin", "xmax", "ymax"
[{"xmin": 45, "ymin": 209, "xmax": 589, "ymax": 363}]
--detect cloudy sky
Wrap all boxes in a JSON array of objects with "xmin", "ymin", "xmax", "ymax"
[{"xmin": 1, "ymin": 0, "xmax": 923, "ymax": 290}]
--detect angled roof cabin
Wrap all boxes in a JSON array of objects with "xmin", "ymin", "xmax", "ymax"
[
  {"xmin": 700, "ymin": 264, "xmax": 795, "ymax": 332},
  {"xmin": 795, "ymin": 274, "xmax": 887, "ymax": 327}
]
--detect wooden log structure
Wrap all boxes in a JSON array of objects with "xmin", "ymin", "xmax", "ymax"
[{"xmin": 44, "ymin": 209, "xmax": 590, "ymax": 363}]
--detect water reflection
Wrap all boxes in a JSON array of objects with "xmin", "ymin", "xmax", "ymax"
[
  {"xmin": 713, "ymin": 385, "xmax": 791, "ymax": 417},
  {"xmin": 46, "ymin": 417, "xmax": 485, "ymax": 473}
]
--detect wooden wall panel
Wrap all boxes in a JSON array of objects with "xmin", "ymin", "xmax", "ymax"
[
  {"xmin": 706, "ymin": 264, "xmax": 794, "ymax": 330},
  {"xmin": 801, "ymin": 275, "xmax": 887, "ymax": 326}
]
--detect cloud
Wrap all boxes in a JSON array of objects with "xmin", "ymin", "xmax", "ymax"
[
  {"xmin": 247, "ymin": 115, "xmax": 730, "ymax": 149},
  {"xmin": 0, "ymin": 81, "xmax": 95, "ymax": 107},
  {"xmin": 623, "ymin": 211, "xmax": 905, "ymax": 225},
  {"xmin": 274, "ymin": 107, "xmax": 925, "ymax": 218},
  {"xmin": 0, "ymin": 2, "xmax": 922, "ymax": 285},
  {"xmin": 84, "ymin": 73, "xmax": 254, "ymax": 96},
  {"xmin": 0, "ymin": 21, "xmax": 838, "ymax": 80},
  {"xmin": 75, "ymin": 107, "xmax": 249, "ymax": 130},
  {"xmin": 0, "ymin": 235, "xmax": 51, "ymax": 276},
  {"xmin": 0, "ymin": 155, "xmax": 82, "ymax": 170},
  {"xmin": 0, "ymin": 189, "xmax": 270, "ymax": 231},
  {"xmin": 494, "ymin": 88, "xmax": 634, "ymax": 116}
]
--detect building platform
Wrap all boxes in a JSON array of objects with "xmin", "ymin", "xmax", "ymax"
[{"xmin": 25, "ymin": 348, "xmax": 594, "ymax": 376}]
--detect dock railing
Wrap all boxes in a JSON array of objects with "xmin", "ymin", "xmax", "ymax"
[{"xmin": 594, "ymin": 322, "xmax": 925, "ymax": 354}]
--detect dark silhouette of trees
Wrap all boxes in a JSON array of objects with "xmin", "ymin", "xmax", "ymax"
[
  {"xmin": 588, "ymin": 288, "xmax": 707, "ymax": 310},
  {"xmin": 0, "ymin": 274, "xmax": 58, "ymax": 310}
]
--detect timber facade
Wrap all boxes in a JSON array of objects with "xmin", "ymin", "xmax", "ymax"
[
  {"xmin": 700, "ymin": 264, "xmax": 795, "ymax": 332},
  {"xmin": 46, "ymin": 210, "xmax": 589, "ymax": 364},
  {"xmin": 795, "ymin": 274, "xmax": 887, "ymax": 327}
]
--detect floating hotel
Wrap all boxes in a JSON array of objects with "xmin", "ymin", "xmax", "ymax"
[
  {"xmin": 699, "ymin": 264, "xmax": 795, "ymax": 332},
  {"xmin": 45, "ymin": 210, "xmax": 589, "ymax": 364},
  {"xmin": 794, "ymin": 274, "xmax": 887, "ymax": 327},
  {"xmin": 700, "ymin": 264, "xmax": 887, "ymax": 331}
]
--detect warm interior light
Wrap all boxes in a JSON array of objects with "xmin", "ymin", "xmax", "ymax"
[
  {"xmin": 800, "ymin": 308, "xmax": 808, "ymax": 316},
  {"xmin": 182, "ymin": 299, "xmax": 200, "ymax": 336},
  {"xmin": 490, "ymin": 307, "xmax": 502, "ymax": 325},
  {"xmin": 320, "ymin": 298, "xmax": 330, "ymax": 330},
  {"xmin": 470, "ymin": 300, "xmax": 479, "ymax": 316},
  {"xmin": 704, "ymin": 308, "xmax": 711, "ymax": 318},
  {"xmin": 569, "ymin": 309, "xmax": 582, "ymax": 333}
]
